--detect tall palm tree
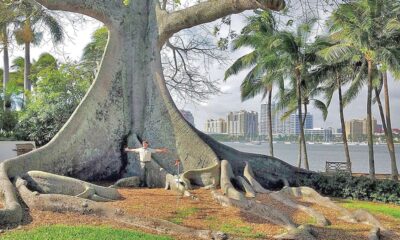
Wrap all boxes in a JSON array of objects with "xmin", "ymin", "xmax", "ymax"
[
  {"xmin": 321, "ymin": 0, "xmax": 400, "ymax": 179},
  {"xmin": 14, "ymin": 0, "xmax": 64, "ymax": 102},
  {"xmin": 224, "ymin": 10, "xmax": 281, "ymax": 157},
  {"xmin": 81, "ymin": 26, "xmax": 108, "ymax": 80},
  {"xmin": 268, "ymin": 20, "xmax": 326, "ymax": 170},
  {"xmin": 0, "ymin": 1, "xmax": 17, "ymax": 110}
]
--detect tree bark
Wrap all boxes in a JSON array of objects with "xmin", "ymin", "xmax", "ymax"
[
  {"xmin": 2, "ymin": 26, "xmax": 9, "ymax": 111},
  {"xmin": 0, "ymin": 0, "xmax": 305, "ymax": 226},
  {"xmin": 158, "ymin": 0, "xmax": 285, "ymax": 43},
  {"xmin": 24, "ymin": 41, "xmax": 31, "ymax": 99},
  {"xmin": 367, "ymin": 60, "xmax": 375, "ymax": 179},
  {"xmin": 302, "ymin": 102, "xmax": 309, "ymax": 170},
  {"xmin": 267, "ymin": 88, "xmax": 274, "ymax": 157},
  {"xmin": 337, "ymin": 74, "xmax": 351, "ymax": 165},
  {"xmin": 295, "ymin": 68, "xmax": 307, "ymax": 169},
  {"xmin": 382, "ymin": 71, "xmax": 398, "ymax": 180}
]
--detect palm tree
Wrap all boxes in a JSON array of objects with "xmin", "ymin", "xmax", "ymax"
[
  {"xmin": 81, "ymin": 26, "xmax": 108, "ymax": 80},
  {"xmin": 320, "ymin": 0, "xmax": 400, "ymax": 179},
  {"xmin": 14, "ymin": 0, "xmax": 64, "ymax": 102},
  {"xmin": 314, "ymin": 52, "xmax": 368, "ymax": 166},
  {"xmin": 224, "ymin": 10, "xmax": 280, "ymax": 157},
  {"xmin": 269, "ymin": 20, "xmax": 326, "ymax": 170},
  {"xmin": 0, "ymin": 1, "xmax": 17, "ymax": 110}
]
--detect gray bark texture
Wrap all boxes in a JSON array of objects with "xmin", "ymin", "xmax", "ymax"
[
  {"xmin": 367, "ymin": 60, "xmax": 375, "ymax": 178},
  {"xmin": 0, "ymin": 0, "xmax": 316, "ymax": 227},
  {"xmin": 382, "ymin": 71, "xmax": 398, "ymax": 180},
  {"xmin": 2, "ymin": 26, "xmax": 9, "ymax": 111},
  {"xmin": 337, "ymin": 75, "xmax": 351, "ymax": 165}
]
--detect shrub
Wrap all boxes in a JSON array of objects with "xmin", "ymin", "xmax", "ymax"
[{"xmin": 297, "ymin": 173, "xmax": 400, "ymax": 204}]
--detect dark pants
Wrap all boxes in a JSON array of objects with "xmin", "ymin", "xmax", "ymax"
[{"xmin": 140, "ymin": 162, "xmax": 150, "ymax": 187}]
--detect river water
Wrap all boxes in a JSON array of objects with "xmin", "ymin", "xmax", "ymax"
[{"xmin": 221, "ymin": 142, "xmax": 400, "ymax": 174}]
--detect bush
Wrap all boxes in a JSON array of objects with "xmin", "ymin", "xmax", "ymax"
[{"xmin": 297, "ymin": 173, "xmax": 400, "ymax": 204}]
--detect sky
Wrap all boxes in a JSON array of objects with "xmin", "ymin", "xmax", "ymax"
[{"xmin": 1, "ymin": 4, "xmax": 399, "ymax": 132}]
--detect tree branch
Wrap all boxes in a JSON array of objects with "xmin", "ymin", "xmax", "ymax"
[
  {"xmin": 158, "ymin": 0, "xmax": 285, "ymax": 44},
  {"xmin": 34, "ymin": 0, "xmax": 122, "ymax": 26}
]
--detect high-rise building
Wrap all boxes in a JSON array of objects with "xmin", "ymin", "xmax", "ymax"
[
  {"xmin": 180, "ymin": 110, "xmax": 195, "ymax": 127},
  {"xmin": 205, "ymin": 119, "xmax": 227, "ymax": 134},
  {"xmin": 345, "ymin": 119, "xmax": 364, "ymax": 141},
  {"xmin": 304, "ymin": 128, "xmax": 333, "ymax": 142},
  {"xmin": 227, "ymin": 110, "xmax": 258, "ymax": 138},
  {"xmin": 289, "ymin": 112, "xmax": 313, "ymax": 135},
  {"xmin": 345, "ymin": 118, "xmax": 377, "ymax": 141},
  {"xmin": 260, "ymin": 103, "xmax": 290, "ymax": 138},
  {"xmin": 362, "ymin": 118, "xmax": 377, "ymax": 135}
]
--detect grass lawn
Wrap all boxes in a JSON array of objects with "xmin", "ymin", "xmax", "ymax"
[
  {"xmin": 0, "ymin": 225, "xmax": 173, "ymax": 240},
  {"xmin": 169, "ymin": 207, "xmax": 199, "ymax": 224},
  {"xmin": 338, "ymin": 199, "xmax": 400, "ymax": 219}
]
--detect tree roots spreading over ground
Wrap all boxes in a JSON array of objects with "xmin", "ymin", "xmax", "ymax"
[{"xmin": 0, "ymin": 0, "xmax": 397, "ymax": 239}]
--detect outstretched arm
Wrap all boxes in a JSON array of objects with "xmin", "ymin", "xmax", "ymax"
[
  {"xmin": 124, "ymin": 147, "xmax": 140, "ymax": 153},
  {"xmin": 158, "ymin": 0, "xmax": 285, "ymax": 43},
  {"xmin": 154, "ymin": 148, "xmax": 169, "ymax": 154}
]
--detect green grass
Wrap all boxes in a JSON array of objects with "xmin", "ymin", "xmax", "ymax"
[
  {"xmin": 169, "ymin": 207, "xmax": 199, "ymax": 224},
  {"xmin": 205, "ymin": 217, "xmax": 266, "ymax": 239},
  {"xmin": 339, "ymin": 199, "xmax": 400, "ymax": 219},
  {"xmin": 0, "ymin": 225, "xmax": 173, "ymax": 240}
]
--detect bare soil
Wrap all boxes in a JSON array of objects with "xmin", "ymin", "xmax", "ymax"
[{"xmin": 4, "ymin": 188, "xmax": 400, "ymax": 240}]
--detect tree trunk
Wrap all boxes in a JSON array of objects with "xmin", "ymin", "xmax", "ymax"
[
  {"xmin": 2, "ymin": 27, "xmax": 9, "ymax": 111},
  {"xmin": 296, "ymin": 68, "xmax": 307, "ymax": 170},
  {"xmin": 302, "ymin": 103, "xmax": 309, "ymax": 170},
  {"xmin": 367, "ymin": 60, "xmax": 375, "ymax": 179},
  {"xmin": 267, "ymin": 88, "xmax": 274, "ymax": 157},
  {"xmin": 383, "ymin": 71, "xmax": 398, "ymax": 180},
  {"xmin": 337, "ymin": 75, "xmax": 351, "ymax": 165},
  {"xmin": 0, "ymin": 0, "xmax": 303, "ymax": 225},
  {"xmin": 24, "ymin": 41, "xmax": 31, "ymax": 100}
]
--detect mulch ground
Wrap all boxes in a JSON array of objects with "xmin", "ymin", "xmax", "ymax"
[{"xmin": 1, "ymin": 188, "xmax": 400, "ymax": 239}]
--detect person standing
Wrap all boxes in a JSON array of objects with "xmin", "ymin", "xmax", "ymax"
[{"xmin": 125, "ymin": 140, "xmax": 168, "ymax": 187}]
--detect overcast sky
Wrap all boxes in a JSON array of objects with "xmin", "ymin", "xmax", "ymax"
[{"xmin": 1, "ymin": 4, "xmax": 399, "ymax": 132}]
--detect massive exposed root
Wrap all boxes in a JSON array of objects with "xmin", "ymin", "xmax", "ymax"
[
  {"xmin": 14, "ymin": 176, "xmax": 227, "ymax": 240},
  {"xmin": 206, "ymin": 160, "xmax": 393, "ymax": 240},
  {"xmin": 21, "ymin": 171, "xmax": 121, "ymax": 202}
]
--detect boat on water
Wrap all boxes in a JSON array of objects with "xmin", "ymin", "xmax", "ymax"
[
  {"xmin": 284, "ymin": 141, "xmax": 291, "ymax": 145},
  {"xmin": 251, "ymin": 141, "xmax": 261, "ymax": 145},
  {"xmin": 307, "ymin": 142, "xmax": 315, "ymax": 145}
]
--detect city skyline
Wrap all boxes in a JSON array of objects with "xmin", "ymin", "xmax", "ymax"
[{"xmin": 202, "ymin": 103, "xmax": 390, "ymax": 136}]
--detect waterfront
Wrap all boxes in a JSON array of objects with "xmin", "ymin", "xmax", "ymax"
[{"xmin": 222, "ymin": 142, "xmax": 400, "ymax": 174}]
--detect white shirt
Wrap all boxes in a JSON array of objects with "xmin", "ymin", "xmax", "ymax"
[{"xmin": 132, "ymin": 147, "xmax": 156, "ymax": 162}]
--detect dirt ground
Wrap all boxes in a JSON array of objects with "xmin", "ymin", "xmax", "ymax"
[{"xmin": 1, "ymin": 188, "xmax": 400, "ymax": 239}]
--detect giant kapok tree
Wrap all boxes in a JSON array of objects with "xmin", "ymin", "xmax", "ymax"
[{"xmin": 0, "ymin": 0, "xmax": 390, "ymax": 239}]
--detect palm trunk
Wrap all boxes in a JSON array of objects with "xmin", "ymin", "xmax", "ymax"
[
  {"xmin": 383, "ymin": 71, "xmax": 398, "ymax": 180},
  {"xmin": 302, "ymin": 102, "xmax": 309, "ymax": 170},
  {"xmin": 337, "ymin": 75, "xmax": 351, "ymax": 165},
  {"xmin": 296, "ymin": 68, "xmax": 307, "ymax": 169},
  {"xmin": 367, "ymin": 60, "xmax": 375, "ymax": 179},
  {"xmin": 2, "ymin": 27, "xmax": 9, "ymax": 111},
  {"xmin": 375, "ymin": 87, "xmax": 388, "ymax": 136},
  {"xmin": 267, "ymin": 88, "xmax": 274, "ymax": 157},
  {"xmin": 24, "ymin": 41, "xmax": 31, "ymax": 103}
]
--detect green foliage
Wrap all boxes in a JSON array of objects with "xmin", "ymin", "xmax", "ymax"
[
  {"xmin": 0, "ymin": 225, "xmax": 172, "ymax": 240},
  {"xmin": 298, "ymin": 173, "xmax": 400, "ymax": 204},
  {"xmin": 16, "ymin": 64, "xmax": 90, "ymax": 146},
  {"xmin": 81, "ymin": 26, "xmax": 109, "ymax": 80},
  {"xmin": 0, "ymin": 108, "xmax": 18, "ymax": 132}
]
